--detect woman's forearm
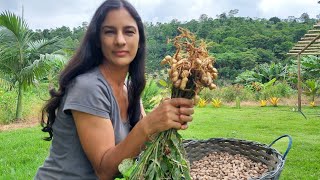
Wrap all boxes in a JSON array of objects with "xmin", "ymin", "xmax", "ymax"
[{"xmin": 95, "ymin": 119, "xmax": 149, "ymax": 179}]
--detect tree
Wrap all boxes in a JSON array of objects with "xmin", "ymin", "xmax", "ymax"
[
  {"xmin": 217, "ymin": 12, "xmax": 227, "ymax": 20},
  {"xmin": 0, "ymin": 11, "xmax": 62, "ymax": 120},
  {"xmin": 293, "ymin": 28, "xmax": 307, "ymax": 42},
  {"xmin": 221, "ymin": 37, "xmax": 246, "ymax": 51},
  {"xmin": 246, "ymin": 34, "xmax": 271, "ymax": 49},
  {"xmin": 299, "ymin": 13, "xmax": 310, "ymax": 23},
  {"xmin": 269, "ymin": 17, "xmax": 281, "ymax": 24},
  {"xmin": 228, "ymin": 9, "xmax": 239, "ymax": 18}
]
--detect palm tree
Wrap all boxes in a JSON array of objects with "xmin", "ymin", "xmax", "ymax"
[{"xmin": 0, "ymin": 11, "xmax": 63, "ymax": 120}]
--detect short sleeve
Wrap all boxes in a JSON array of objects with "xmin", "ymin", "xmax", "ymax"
[{"xmin": 63, "ymin": 76, "xmax": 111, "ymax": 119}]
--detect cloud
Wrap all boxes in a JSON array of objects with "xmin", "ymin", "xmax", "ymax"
[
  {"xmin": 0, "ymin": 0, "xmax": 104, "ymax": 29},
  {"xmin": 131, "ymin": 0, "xmax": 254, "ymax": 22},
  {"xmin": 0, "ymin": 0, "xmax": 319, "ymax": 30},
  {"xmin": 258, "ymin": 0, "xmax": 319, "ymax": 19}
]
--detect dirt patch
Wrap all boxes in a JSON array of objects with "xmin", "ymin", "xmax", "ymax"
[
  {"xmin": 0, "ymin": 98, "xmax": 317, "ymax": 132},
  {"xmin": 0, "ymin": 118, "xmax": 40, "ymax": 132},
  {"xmin": 224, "ymin": 98, "xmax": 313, "ymax": 107}
]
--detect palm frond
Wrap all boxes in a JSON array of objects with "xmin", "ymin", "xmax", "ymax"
[
  {"xmin": 0, "ymin": 45, "xmax": 21, "ymax": 74},
  {"xmin": 0, "ymin": 11, "xmax": 33, "ymax": 70},
  {"xmin": 27, "ymin": 37, "xmax": 59, "ymax": 52},
  {"xmin": 0, "ymin": 28, "xmax": 20, "ymax": 52},
  {"xmin": 0, "ymin": 11, "xmax": 32, "ymax": 64},
  {"xmin": 0, "ymin": 67, "xmax": 17, "ymax": 90},
  {"xmin": 0, "ymin": 11, "xmax": 29, "ymax": 40},
  {"xmin": 20, "ymin": 54, "xmax": 66, "ymax": 89},
  {"xmin": 0, "ymin": 31, "xmax": 4, "ymax": 40},
  {"xmin": 53, "ymin": 48, "xmax": 74, "ymax": 58},
  {"xmin": 0, "ymin": 76, "xmax": 16, "ymax": 90}
]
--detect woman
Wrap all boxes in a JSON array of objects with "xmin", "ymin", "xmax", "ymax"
[{"xmin": 35, "ymin": 0, "xmax": 194, "ymax": 179}]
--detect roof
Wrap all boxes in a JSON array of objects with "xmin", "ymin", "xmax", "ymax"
[{"xmin": 287, "ymin": 22, "xmax": 320, "ymax": 56}]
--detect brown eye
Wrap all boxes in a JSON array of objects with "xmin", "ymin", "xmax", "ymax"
[
  {"xmin": 104, "ymin": 30, "xmax": 115, "ymax": 35},
  {"xmin": 125, "ymin": 30, "xmax": 135, "ymax": 36}
]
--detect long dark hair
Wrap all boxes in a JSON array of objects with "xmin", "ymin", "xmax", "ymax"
[{"xmin": 41, "ymin": 0, "xmax": 146, "ymax": 141}]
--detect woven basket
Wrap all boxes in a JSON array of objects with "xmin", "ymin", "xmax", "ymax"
[{"xmin": 183, "ymin": 135, "xmax": 292, "ymax": 180}]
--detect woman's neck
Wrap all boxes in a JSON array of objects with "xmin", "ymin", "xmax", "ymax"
[{"xmin": 100, "ymin": 62, "xmax": 128, "ymax": 88}]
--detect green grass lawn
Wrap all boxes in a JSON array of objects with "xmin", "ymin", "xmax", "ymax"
[{"xmin": 0, "ymin": 105, "xmax": 319, "ymax": 180}]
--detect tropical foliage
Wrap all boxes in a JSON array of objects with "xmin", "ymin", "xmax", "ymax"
[
  {"xmin": 269, "ymin": 97, "xmax": 280, "ymax": 107},
  {"xmin": 211, "ymin": 98, "xmax": 222, "ymax": 108},
  {"xmin": 303, "ymin": 79, "xmax": 320, "ymax": 102},
  {"xmin": 1, "ymin": 10, "xmax": 320, "ymax": 122},
  {"xmin": 27, "ymin": 11, "xmax": 318, "ymax": 82},
  {"xmin": 197, "ymin": 98, "xmax": 207, "ymax": 107},
  {"xmin": 0, "ymin": 11, "xmax": 65, "ymax": 120}
]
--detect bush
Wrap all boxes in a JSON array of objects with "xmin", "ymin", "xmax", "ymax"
[
  {"xmin": 200, "ymin": 85, "xmax": 254, "ymax": 103},
  {"xmin": 261, "ymin": 81, "xmax": 294, "ymax": 99},
  {"xmin": 199, "ymin": 88, "xmax": 220, "ymax": 101}
]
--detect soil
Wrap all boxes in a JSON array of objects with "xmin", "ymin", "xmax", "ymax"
[
  {"xmin": 0, "ymin": 117, "xmax": 39, "ymax": 132},
  {"xmin": 0, "ymin": 98, "xmax": 316, "ymax": 132}
]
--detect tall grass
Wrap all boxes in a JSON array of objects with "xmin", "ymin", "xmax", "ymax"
[{"xmin": 0, "ymin": 85, "xmax": 48, "ymax": 124}]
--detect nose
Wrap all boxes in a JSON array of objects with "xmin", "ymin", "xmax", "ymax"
[{"xmin": 115, "ymin": 32, "xmax": 126, "ymax": 46}]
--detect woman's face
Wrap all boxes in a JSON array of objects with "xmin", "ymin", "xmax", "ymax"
[{"xmin": 100, "ymin": 8, "xmax": 140, "ymax": 68}]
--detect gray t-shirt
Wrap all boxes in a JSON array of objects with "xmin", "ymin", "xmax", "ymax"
[{"xmin": 35, "ymin": 67, "xmax": 131, "ymax": 180}]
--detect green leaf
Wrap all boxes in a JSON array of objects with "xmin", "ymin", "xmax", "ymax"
[
  {"xmin": 114, "ymin": 178, "xmax": 125, "ymax": 180},
  {"xmin": 118, "ymin": 158, "xmax": 134, "ymax": 177},
  {"xmin": 173, "ymin": 167, "xmax": 182, "ymax": 178},
  {"xmin": 158, "ymin": 79, "xmax": 168, "ymax": 87},
  {"xmin": 123, "ymin": 164, "xmax": 136, "ymax": 178},
  {"xmin": 160, "ymin": 158, "xmax": 168, "ymax": 173}
]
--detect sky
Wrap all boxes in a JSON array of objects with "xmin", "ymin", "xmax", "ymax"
[{"xmin": 0, "ymin": 0, "xmax": 319, "ymax": 30}]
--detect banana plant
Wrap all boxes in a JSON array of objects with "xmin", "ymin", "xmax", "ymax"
[
  {"xmin": 253, "ymin": 78, "xmax": 277, "ymax": 100},
  {"xmin": 256, "ymin": 63, "xmax": 287, "ymax": 84},
  {"xmin": 0, "ymin": 11, "xmax": 63, "ymax": 120}
]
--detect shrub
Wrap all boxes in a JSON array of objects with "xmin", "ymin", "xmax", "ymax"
[
  {"xmin": 260, "ymin": 100, "xmax": 267, "ymax": 107},
  {"xmin": 197, "ymin": 98, "xmax": 207, "ymax": 107},
  {"xmin": 310, "ymin": 101, "xmax": 316, "ymax": 107},
  {"xmin": 199, "ymin": 88, "xmax": 220, "ymax": 101},
  {"xmin": 211, "ymin": 98, "xmax": 222, "ymax": 108},
  {"xmin": 269, "ymin": 97, "xmax": 280, "ymax": 107},
  {"xmin": 261, "ymin": 81, "xmax": 294, "ymax": 99},
  {"xmin": 220, "ymin": 85, "xmax": 254, "ymax": 102},
  {"xmin": 199, "ymin": 85, "xmax": 254, "ymax": 103}
]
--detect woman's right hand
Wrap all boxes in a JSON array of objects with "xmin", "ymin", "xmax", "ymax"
[{"xmin": 140, "ymin": 98, "xmax": 194, "ymax": 136}]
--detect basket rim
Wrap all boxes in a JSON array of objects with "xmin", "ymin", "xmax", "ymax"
[
  {"xmin": 183, "ymin": 137, "xmax": 286, "ymax": 179},
  {"xmin": 183, "ymin": 137, "xmax": 284, "ymax": 157}
]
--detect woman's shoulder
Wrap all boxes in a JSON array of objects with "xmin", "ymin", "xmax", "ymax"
[
  {"xmin": 71, "ymin": 67, "xmax": 106, "ymax": 89},
  {"xmin": 75, "ymin": 67, "xmax": 100, "ymax": 81}
]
